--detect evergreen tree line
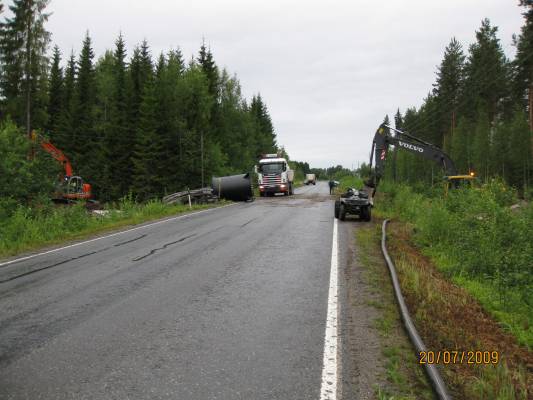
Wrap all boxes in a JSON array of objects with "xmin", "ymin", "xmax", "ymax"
[
  {"xmin": 382, "ymin": 3, "xmax": 533, "ymax": 194},
  {"xmin": 0, "ymin": 0, "xmax": 277, "ymax": 202}
]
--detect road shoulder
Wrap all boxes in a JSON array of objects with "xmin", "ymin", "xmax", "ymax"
[{"xmin": 338, "ymin": 218, "xmax": 433, "ymax": 399}]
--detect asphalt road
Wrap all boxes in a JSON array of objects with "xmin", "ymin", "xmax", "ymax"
[{"xmin": 0, "ymin": 182, "xmax": 336, "ymax": 400}]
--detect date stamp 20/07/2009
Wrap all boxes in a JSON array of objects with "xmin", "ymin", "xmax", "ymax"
[{"xmin": 419, "ymin": 351, "xmax": 500, "ymax": 365}]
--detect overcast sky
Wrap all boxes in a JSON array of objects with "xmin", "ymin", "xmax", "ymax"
[{"xmin": 39, "ymin": 0, "xmax": 526, "ymax": 169}]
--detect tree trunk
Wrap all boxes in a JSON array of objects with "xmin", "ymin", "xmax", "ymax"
[
  {"xmin": 25, "ymin": 2, "xmax": 33, "ymax": 137},
  {"xmin": 528, "ymin": 81, "xmax": 533, "ymax": 142}
]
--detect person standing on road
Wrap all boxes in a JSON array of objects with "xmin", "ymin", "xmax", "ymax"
[{"xmin": 328, "ymin": 180, "xmax": 335, "ymax": 194}]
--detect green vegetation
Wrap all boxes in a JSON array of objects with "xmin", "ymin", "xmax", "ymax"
[
  {"xmin": 374, "ymin": 3, "xmax": 533, "ymax": 196},
  {"xmin": 0, "ymin": 1, "xmax": 279, "ymax": 203},
  {"xmin": 0, "ymin": 122, "xmax": 59, "ymax": 206},
  {"xmin": 350, "ymin": 178, "xmax": 532, "ymax": 398},
  {"xmin": 0, "ymin": 114, "xmax": 225, "ymax": 258},
  {"xmin": 374, "ymin": 180, "xmax": 532, "ymax": 348},
  {"xmin": 352, "ymin": 5, "xmax": 533, "ymax": 395},
  {"xmin": 336, "ymin": 175, "xmax": 364, "ymax": 193},
  {"xmin": 0, "ymin": 1, "xmax": 288, "ymax": 256},
  {"xmin": 356, "ymin": 225, "xmax": 433, "ymax": 400},
  {"xmin": 0, "ymin": 197, "xmax": 222, "ymax": 258}
]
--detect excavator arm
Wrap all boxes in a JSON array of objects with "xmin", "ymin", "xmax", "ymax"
[
  {"xmin": 39, "ymin": 140, "xmax": 74, "ymax": 178},
  {"xmin": 367, "ymin": 124, "xmax": 458, "ymax": 193},
  {"xmin": 31, "ymin": 131, "xmax": 73, "ymax": 178}
]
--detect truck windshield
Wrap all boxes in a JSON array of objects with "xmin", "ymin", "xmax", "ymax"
[{"xmin": 259, "ymin": 163, "xmax": 284, "ymax": 174}]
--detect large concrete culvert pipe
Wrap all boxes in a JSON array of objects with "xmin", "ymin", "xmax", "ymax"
[{"xmin": 212, "ymin": 173, "xmax": 254, "ymax": 202}]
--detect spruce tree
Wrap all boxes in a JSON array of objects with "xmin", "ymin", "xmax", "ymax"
[
  {"xmin": 198, "ymin": 42, "xmax": 222, "ymax": 177},
  {"xmin": 394, "ymin": 109, "xmax": 403, "ymax": 130},
  {"xmin": 154, "ymin": 52, "xmax": 183, "ymax": 193},
  {"xmin": 129, "ymin": 40, "xmax": 153, "ymax": 134},
  {"xmin": 107, "ymin": 33, "xmax": 131, "ymax": 199},
  {"xmin": 513, "ymin": 1, "xmax": 533, "ymax": 142},
  {"xmin": 93, "ymin": 51, "xmax": 115, "ymax": 200},
  {"xmin": 218, "ymin": 69, "xmax": 255, "ymax": 173},
  {"xmin": 132, "ymin": 77, "xmax": 162, "ymax": 200},
  {"xmin": 434, "ymin": 38, "xmax": 465, "ymax": 152},
  {"xmin": 462, "ymin": 19, "xmax": 510, "ymax": 122},
  {"xmin": 0, "ymin": 0, "xmax": 51, "ymax": 134},
  {"xmin": 198, "ymin": 42, "xmax": 219, "ymax": 100},
  {"xmin": 165, "ymin": 48, "xmax": 186, "ymax": 189},
  {"xmin": 250, "ymin": 94, "xmax": 276, "ymax": 156},
  {"xmin": 73, "ymin": 32, "xmax": 101, "ymax": 192},
  {"xmin": 46, "ymin": 45, "xmax": 63, "ymax": 138},
  {"xmin": 178, "ymin": 65, "xmax": 212, "ymax": 188},
  {"xmin": 167, "ymin": 48, "xmax": 185, "ymax": 76},
  {"xmin": 56, "ymin": 52, "xmax": 77, "ymax": 157}
]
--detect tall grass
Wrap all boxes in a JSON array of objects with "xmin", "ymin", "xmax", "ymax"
[
  {"xmin": 374, "ymin": 179, "xmax": 533, "ymax": 347},
  {"xmin": 0, "ymin": 198, "xmax": 218, "ymax": 258},
  {"xmin": 336, "ymin": 175, "xmax": 364, "ymax": 193}
]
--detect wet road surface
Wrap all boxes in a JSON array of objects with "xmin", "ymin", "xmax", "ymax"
[{"xmin": 0, "ymin": 182, "xmax": 336, "ymax": 400}]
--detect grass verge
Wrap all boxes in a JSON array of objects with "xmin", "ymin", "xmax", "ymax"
[
  {"xmin": 356, "ymin": 223, "xmax": 434, "ymax": 399},
  {"xmin": 372, "ymin": 180, "xmax": 532, "ymax": 348},
  {"xmin": 0, "ymin": 199, "xmax": 227, "ymax": 259},
  {"xmin": 382, "ymin": 221, "xmax": 532, "ymax": 399}
]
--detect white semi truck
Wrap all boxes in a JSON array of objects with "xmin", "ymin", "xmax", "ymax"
[{"xmin": 255, "ymin": 154, "xmax": 294, "ymax": 196}]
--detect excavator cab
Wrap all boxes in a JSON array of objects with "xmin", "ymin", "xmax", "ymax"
[{"xmin": 53, "ymin": 176, "xmax": 92, "ymax": 203}]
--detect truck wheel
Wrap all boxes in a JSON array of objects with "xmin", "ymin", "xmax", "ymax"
[
  {"xmin": 290, "ymin": 183, "xmax": 294, "ymax": 195},
  {"xmin": 334, "ymin": 200, "xmax": 340, "ymax": 218},
  {"xmin": 339, "ymin": 204, "xmax": 346, "ymax": 221}
]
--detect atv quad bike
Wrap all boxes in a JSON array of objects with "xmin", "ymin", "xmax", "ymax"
[{"xmin": 334, "ymin": 188, "xmax": 372, "ymax": 221}]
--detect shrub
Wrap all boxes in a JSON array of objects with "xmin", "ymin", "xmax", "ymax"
[{"xmin": 376, "ymin": 179, "xmax": 533, "ymax": 346}]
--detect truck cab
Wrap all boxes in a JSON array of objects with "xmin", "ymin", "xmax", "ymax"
[{"xmin": 256, "ymin": 154, "xmax": 294, "ymax": 196}]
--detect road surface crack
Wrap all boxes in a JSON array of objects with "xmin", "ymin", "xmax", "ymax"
[
  {"xmin": 0, "ymin": 247, "xmax": 112, "ymax": 284},
  {"xmin": 132, "ymin": 234, "xmax": 196, "ymax": 262},
  {"xmin": 240, "ymin": 218, "xmax": 258, "ymax": 228}
]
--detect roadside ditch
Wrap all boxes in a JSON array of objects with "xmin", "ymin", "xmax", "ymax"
[{"xmin": 342, "ymin": 217, "xmax": 532, "ymax": 399}]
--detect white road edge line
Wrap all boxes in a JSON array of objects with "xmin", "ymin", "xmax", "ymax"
[
  {"xmin": 0, "ymin": 203, "xmax": 238, "ymax": 268},
  {"xmin": 319, "ymin": 217, "xmax": 338, "ymax": 400}
]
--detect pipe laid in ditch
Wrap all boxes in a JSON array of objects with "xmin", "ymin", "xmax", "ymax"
[{"xmin": 381, "ymin": 220, "xmax": 451, "ymax": 400}]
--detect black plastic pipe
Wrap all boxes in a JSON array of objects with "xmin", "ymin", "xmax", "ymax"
[{"xmin": 381, "ymin": 220, "xmax": 451, "ymax": 400}]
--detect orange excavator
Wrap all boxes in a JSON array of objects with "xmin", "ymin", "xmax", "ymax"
[{"xmin": 31, "ymin": 131, "xmax": 93, "ymax": 204}]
